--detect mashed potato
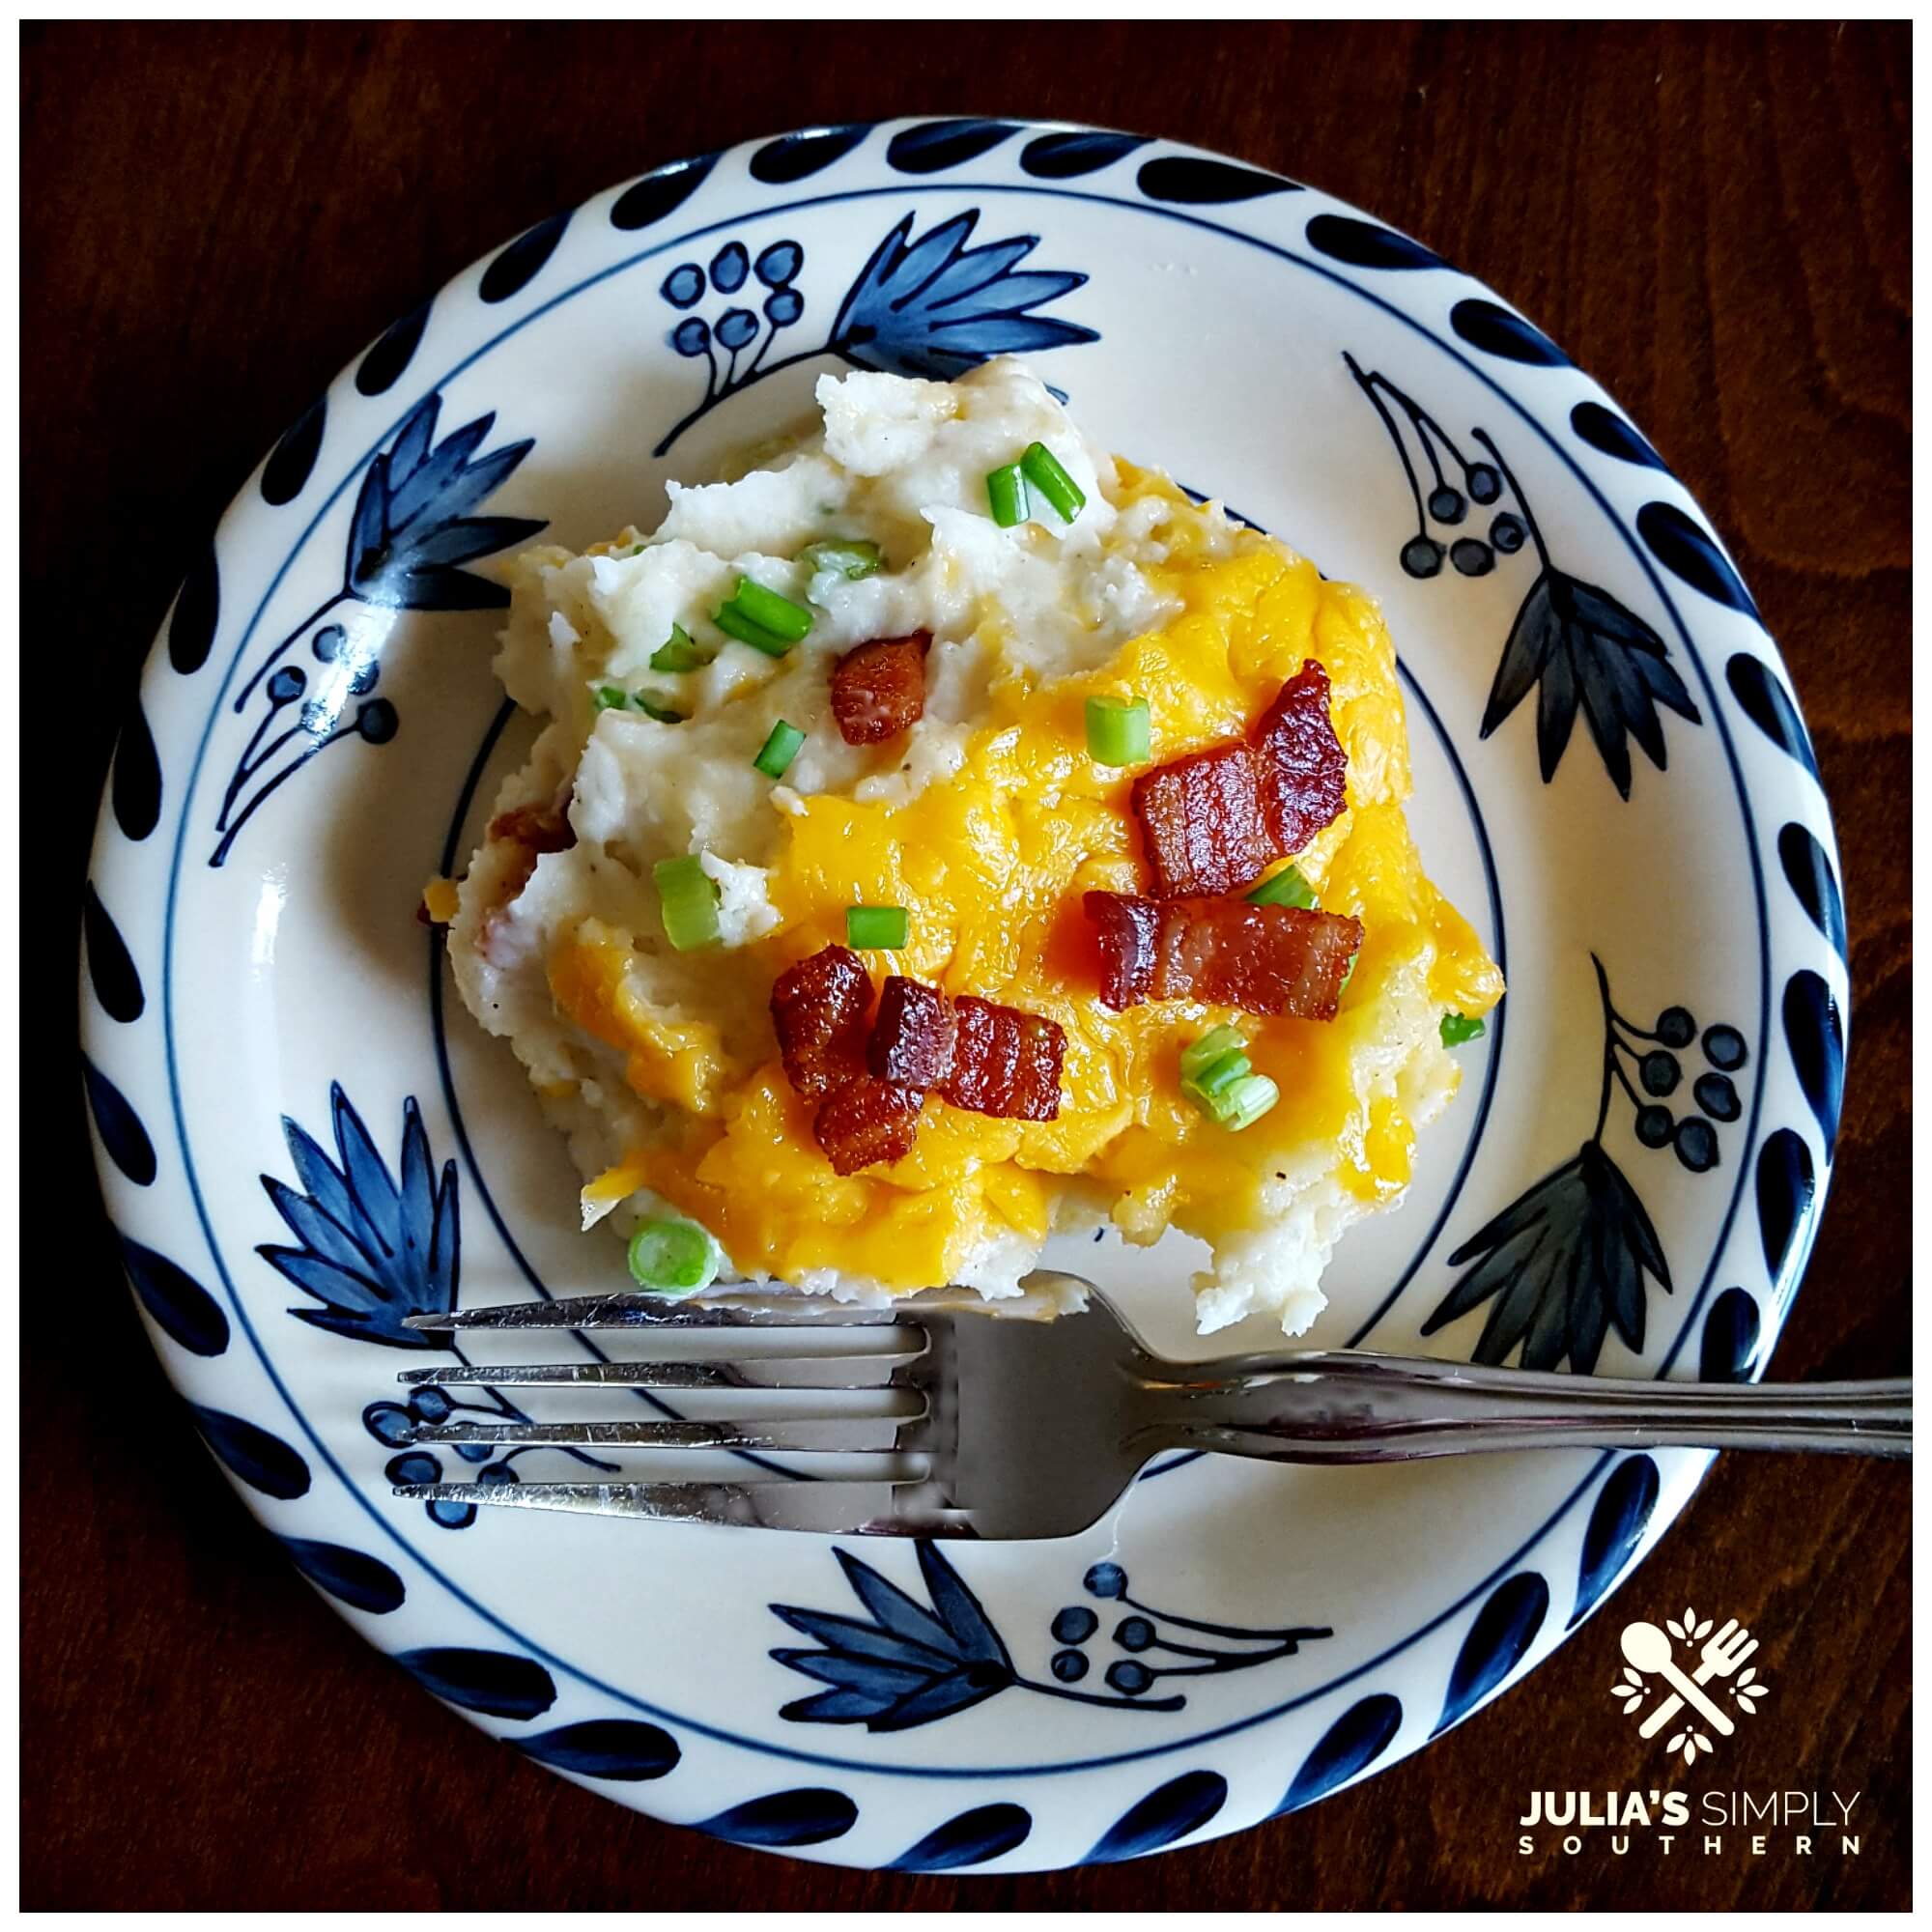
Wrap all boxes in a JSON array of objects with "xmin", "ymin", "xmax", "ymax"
[{"xmin": 445, "ymin": 360, "xmax": 1502, "ymax": 1333}]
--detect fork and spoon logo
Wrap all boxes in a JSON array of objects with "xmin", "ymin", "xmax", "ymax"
[{"xmin": 1610, "ymin": 1607, "xmax": 1771, "ymax": 1765}]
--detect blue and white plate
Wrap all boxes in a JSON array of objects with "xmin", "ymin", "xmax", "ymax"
[{"xmin": 81, "ymin": 121, "xmax": 1846, "ymax": 1871}]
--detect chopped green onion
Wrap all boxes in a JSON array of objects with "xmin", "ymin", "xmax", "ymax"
[
  {"xmin": 1247, "ymin": 864, "xmax": 1317, "ymax": 909},
  {"xmin": 626, "ymin": 1216, "xmax": 720, "ymax": 1293},
  {"xmin": 753, "ymin": 720, "xmax": 806, "ymax": 780},
  {"xmin": 650, "ymin": 623, "xmax": 706, "ymax": 672},
  {"xmin": 801, "ymin": 538, "xmax": 882, "ymax": 581},
  {"xmin": 1020, "ymin": 440, "xmax": 1086, "ymax": 523},
  {"xmin": 638, "ymin": 696, "xmax": 686, "ymax": 724},
  {"xmin": 986, "ymin": 462, "xmax": 1029, "ymax": 527},
  {"xmin": 1339, "ymin": 951, "xmax": 1359, "ymax": 996},
  {"xmin": 1212, "ymin": 1072, "xmax": 1280, "ymax": 1132},
  {"xmin": 845, "ymin": 904, "xmax": 909, "ymax": 951},
  {"xmin": 729, "ymin": 577, "xmax": 814, "ymax": 642},
  {"xmin": 1440, "ymin": 1011, "xmax": 1487, "ymax": 1048},
  {"xmin": 592, "ymin": 684, "xmax": 630, "ymax": 711},
  {"xmin": 625, "ymin": 542, "xmax": 647, "ymax": 556},
  {"xmin": 714, "ymin": 601, "xmax": 795, "ymax": 656},
  {"xmin": 1180, "ymin": 1026, "xmax": 1247, "ymax": 1082},
  {"xmin": 1085, "ymin": 695, "xmax": 1151, "ymax": 766},
  {"xmin": 653, "ymin": 855, "xmax": 721, "ymax": 952},
  {"xmin": 1189, "ymin": 1048, "xmax": 1252, "ymax": 1100}
]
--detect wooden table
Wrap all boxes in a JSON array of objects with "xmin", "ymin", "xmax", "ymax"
[{"xmin": 27, "ymin": 20, "xmax": 1909, "ymax": 1910}]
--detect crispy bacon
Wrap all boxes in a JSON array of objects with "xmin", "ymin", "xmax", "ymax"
[
  {"xmin": 1254, "ymin": 660, "xmax": 1349, "ymax": 856},
  {"xmin": 812, "ymin": 1074, "xmax": 923, "ymax": 1175},
  {"xmin": 867, "ymin": 975, "xmax": 957, "ymax": 1089},
  {"xmin": 489, "ymin": 799, "xmax": 577, "ymax": 854},
  {"xmin": 1130, "ymin": 661, "xmax": 1347, "ymax": 896},
  {"xmin": 830, "ymin": 631, "xmax": 931, "ymax": 745},
  {"xmin": 941, "ymin": 995, "xmax": 1065, "ymax": 1121},
  {"xmin": 771, "ymin": 945, "xmax": 874, "ymax": 1098},
  {"xmin": 1084, "ymin": 891, "xmax": 1362, "ymax": 1019},
  {"xmin": 1083, "ymin": 889, "xmax": 1160, "ymax": 1010}
]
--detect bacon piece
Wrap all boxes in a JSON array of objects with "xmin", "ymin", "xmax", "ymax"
[
  {"xmin": 1083, "ymin": 892, "xmax": 1362, "ymax": 1018},
  {"xmin": 1083, "ymin": 889, "xmax": 1160, "ymax": 1010},
  {"xmin": 812, "ymin": 1075, "xmax": 923, "ymax": 1175},
  {"xmin": 1130, "ymin": 662, "xmax": 1348, "ymax": 896},
  {"xmin": 771, "ymin": 945, "xmax": 874, "ymax": 1098},
  {"xmin": 490, "ymin": 799, "xmax": 577, "ymax": 855},
  {"xmin": 1129, "ymin": 740, "xmax": 1270, "ymax": 898},
  {"xmin": 941, "ymin": 996, "xmax": 1065, "ymax": 1122},
  {"xmin": 1255, "ymin": 660, "xmax": 1349, "ymax": 855},
  {"xmin": 867, "ymin": 975, "xmax": 957, "ymax": 1089},
  {"xmin": 830, "ymin": 631, "xmax": 931, "ymax": 746}
]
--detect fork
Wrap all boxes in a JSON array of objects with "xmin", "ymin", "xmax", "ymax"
[{"xmin": 391, "ymin": 1274, "xmax": 1911, "ymax": 1539}]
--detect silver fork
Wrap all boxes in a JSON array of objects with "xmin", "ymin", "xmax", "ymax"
[{"xmin": 392, "ymin": 1273, "xmax": 1911, "ymax": 1539}]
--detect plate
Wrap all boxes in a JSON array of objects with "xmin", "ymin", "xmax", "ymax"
[{"xmin": 81, "ymin": 120, "xmax": 1846, "ymax": 1871}]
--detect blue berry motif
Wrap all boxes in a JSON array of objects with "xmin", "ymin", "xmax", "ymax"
[
  {"xmin": 213, "ymin": 392, "xmax": 545, "ymax": 867},
  {"xmin": 652, "ymin": 211, "xmax": 1097, "ymax": 458},
  {"xmin": 1426, "ymin": 959, "xmax": 1747, "ymax": 1372},
  {"xmin": 770, "ymin": 1549, "xmax": 1329, "ymax": 1730},
  {"xmin": 1346, "ymin": 353, "xmax": 1702, "ymax": 798}
]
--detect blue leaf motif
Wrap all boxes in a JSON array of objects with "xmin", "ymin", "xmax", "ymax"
[
  {"xmin": 259, "ymin": 1086, "xmax": 459, "ymax": 1350},
  {"xmin": 519, "ymin": 1719, "xmax": 680, "ymax": 1780},
  {"xmin": 82, "ymin": 883, "xmax": 144, "ymax": 1022},
  {"xmin": 1276, "ymin": 1693, "xmax": 1403, "ymax": 1813},
  {"xmin": 1435, "ymin": 1572, "xmax": 1549, "ymax": 1734},
  {"xmin": 111, "ymin": 693, "xmax": 162, "ymax": 839},
  {"xmin": 261, "ymin": 393, "xmax": 327, "ymax": 504},
  {"xmin": 1020, "ymin": 130, "xmax": 1147, "ymax": 178},
  {"xmin": 1572, "ymin": 401, "xmax": 1665, "ymax": 470},
  {"xmin": 190, "ymin": 1405, "xmax": 311, "ymax": 1498},
  {"xmin": 1087, "ymin": 1770, "xmax": 1228, "ymax": 1862},
  {"xmin": 1305, "ymin": 213, "xmax": 1447, "ymax": 270},
  {"xmin": 1451, "ymin": 298, "xmax": 1569, "ymax": 367},
  {"xmin": 121, "ymin": 1233, "xmax": 229, "ymax": 1356},
  {"xmin": 479, "ymin": 211, "xmax": 570, "ymax": 303},
  {"xmin": 1755, "ymin": 1127, "xmax": 1816, "ymax": 1293},
  {"xmin": 1637, "ymin": 500, "xmax": 1763, "ymax": 622},
  {"xmin": 886, "ymin": 118, "xmax": 1019, "ymax": 175},
  {"xmin": 1571, "ymin": 1455, "xmax": 1661, "ymax": 1627},
  {"xmin": 356, "ymin": 301, "xmax": 430, "ymax": 396},
  {"xmin": 1699, "ymin": 1289, "xmax": 1761, "ymax": 1384},
  {"xmin": 344, "ymin": 395, "xmax": 545, "ymax": 612},
  {"xmin": 889, "ymin": 1803, "xmax": 1033, "ymax": 1871},
  {"xmin": 1783, "ymin": 969, "xmax": 1844, "ymax": 1153},
  {"xmin": 828, "ymin": 212, "xmax": 1096, "ymax": 382},
  {"xmin": 1137, "ymin": 156, "xmax": 1299, "ymax": 202},
  {"xmin": 83, "ymin": 1054, "xmax": 156, "ymax": 1185},
  {"xmin": 770, "ymin": 1542, "xmax": 1013, "ymax": 1731},
  {"xmin": 282, "ymin": 1536, "xmax": 406, "ymax": 1613},
  {"xmin": 749, "ymin": 126, "xmax": 869, "ymax": 185},
  {"xmin": 611, "ymin": 153, "xmax": 718, "ymax": 228},
  {"xmin": 396, "ymin": 1646, "xmax": 557, "ymax": 1719},
  {"xmin": 1726, "ymin": 653, "xmax": 1819, "ymax": 777},
  {"xmin": 168, "ymin": 539, "xmax": 219, "ymax": 673},
  {"xmin": 1776, "ymin": 823, "xmax": 1848, "ymax": 962},
  {"xmin": 700, "ymin": 1789, "xmax": 858, "ymax": 1848}
]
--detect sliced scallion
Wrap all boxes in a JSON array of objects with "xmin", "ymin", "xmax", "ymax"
[
  {"xmin": 845, "ymin": 904, "xmax": 909, "ymax": 951},
  {"xmin": 638, "ymin": 696, "xmax": 686, "ymax": 724},
  {"xmin": 801, "ymin": 538, "xmax": 882, "ymax": 581},
  {"xmin": 592, "ymin": 684, "xmax": 630, "ymax": 711},
  {"xmin": 1020, "ymin": 440, "xmax": 1086, "ymax": 523},
  {"xmin": 1179, "ymin": 1027, "xmax": 1247, "ymax": 1083},
  {"xmin": 729, "ymin": 576, "xmax": 813, "ymax": 642},
  {"xmin": 1440, "ymin": 1011, "xmax": 1486, "ymax": 1048},
  {"xmin": 650, "ymin": 623, "xmax": 706, "ymax": 672},
  {"xmin": 1247, "ymin": 865, "xmax": 1317, "ymax": 910},
  {"xmin": 714, "ymin": 601, "xmax": 795, "ymax": 656},
  {"xmin": 1213, "ymin": 1072, "xmax": 1280, "ymax": 1132},
  {"xmin": 653, "ymin": 855, "xmax": 721, "ymax": 952},
  {"xmin": 1189, "ymin": 1048, "xmax": 1252, "ymax": 1100},
  {"xmin": 986, "ymin": 462, "xmax": 1028, "ymax": 528},
  {"xmin": 753, "ymin": 720, "xmax": 806, "ymax": 780},
  {"xmin": 626, "ymin": 1216, "xmax": 720, "ymax": 1293},
  {"xmin": 1339, "ymin": 951, "xmax": 1359, "ymax": 996},
  {"xmin": 1085, "ymin": 695, "xmax": 1151, "ymax": 766}
]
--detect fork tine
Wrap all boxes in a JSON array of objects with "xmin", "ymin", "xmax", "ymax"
[
  {"xmin": 404, "ymin": 1293, "xmax": 913, "ymax": 1333},
  {"xmin": 408, "ymin": 1418, "xmax": 922, "ymax": 1452},
  {"xmin": 397, "ymin": 1357, "xmax": 918, "ymax": 1392},
  {"xmin": 391, "ymin": 1478, "xmax": 971, "ymax": 1536}
]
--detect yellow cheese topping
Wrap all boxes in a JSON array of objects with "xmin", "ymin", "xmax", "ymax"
[{"xmin": 552, "ymin": 474, "xmax": 1502, "ymax": 1291}]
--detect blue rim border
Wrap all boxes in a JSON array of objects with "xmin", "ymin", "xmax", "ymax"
[{"xmin": 121, "ymin": 162, "xmax": 1799, "ymax": 1787}]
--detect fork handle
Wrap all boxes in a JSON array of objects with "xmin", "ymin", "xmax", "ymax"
[{"xmin": 1145, "ymin": 1351, "xmax": 1911, "ymax": 1462}]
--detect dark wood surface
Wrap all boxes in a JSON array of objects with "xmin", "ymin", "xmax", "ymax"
[{"xmin": 26, "ymin": 19, "xmax": 1909, "ymax": 1911}]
